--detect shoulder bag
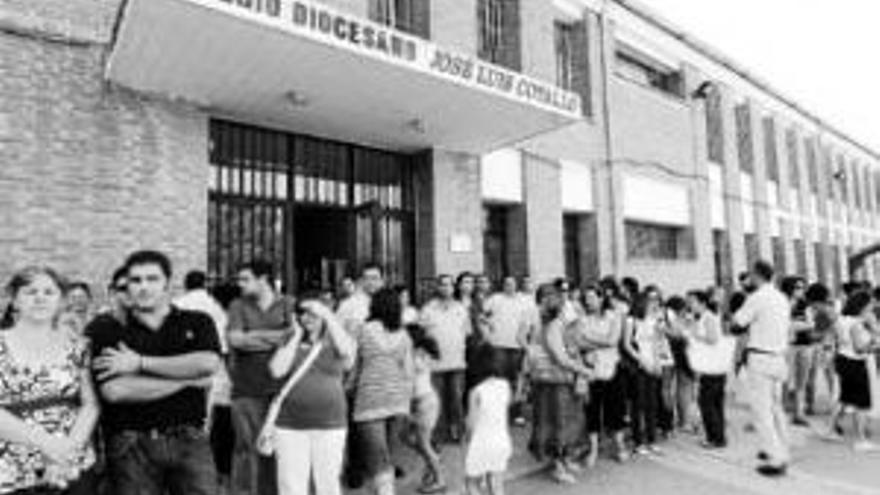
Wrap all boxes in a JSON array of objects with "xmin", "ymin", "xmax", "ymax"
[{"xmin": 256, "ymin": 341, "xmax": 324, "ymax": 456}]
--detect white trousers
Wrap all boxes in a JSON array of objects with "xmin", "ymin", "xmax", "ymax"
[
  {"xmin": 275, "ymin": 428, "xmax": 347, "ymax": 495},
  {"xmin": 747, "ymin": 354, "xmax": 790, "ymax": 465}
]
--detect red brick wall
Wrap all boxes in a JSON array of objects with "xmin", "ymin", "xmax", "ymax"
[{"xmin": 0, "ymin": 27, "xmax": 209, "ymax": 297}]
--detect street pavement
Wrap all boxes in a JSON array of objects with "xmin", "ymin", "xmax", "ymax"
[{"xmin": 373, "ymin": 372, "xmax": 880, "ymax": 495}]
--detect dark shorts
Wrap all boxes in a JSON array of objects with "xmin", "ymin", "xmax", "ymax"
[{"xmin": 354, "ymin": 416, "xmax": 404, "ymax": 477}]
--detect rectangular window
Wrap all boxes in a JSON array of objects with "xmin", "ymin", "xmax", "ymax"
[
  {"xmin": 862, "ymin": 165, "xmax": 871, "ymax": 212},
  {"xmin": 772, "ymin": 236, "xmax": 786, "ymax": 275},
  {"xmin": 477, "ymin": 0, "xmax": 521, "ymax": 71},
  {"xmin": 554, "ymin": 20, "xmax": 591, "ymax": 116},
  {"xmin": 614, "ymin": 46, "xmax": 684, "ymax": 98},
  {"xmin": 793, "ymin": 238, "xmax": 807, "ymax": 277},
  {"xmin": 875, "ymin": 170, "xmax": 880, "ymax": 212},
  {"xmin": 852, "ymin": 162, "xmax": 862, "ymax": 209},
  {"xmin": 786, "ymin": 128, "xmax": 800, "ymax": 189},
  {"xmin": 744, "ymin": 233, "xmax": 759, "ymax": 268},
  {"xmin": 763, "ymin": 117, "xmax": 779, "ymax": 182},
  {"xmin": 837, "ymin": 155, "xmax": 849, "ymax": 204},
  {"xmin": 735, "ymin": 104, "xmax": 753, "ymax": 174},
  {"xmin": 369, "ymin": 0, "xmax": 431, "ymax": 39},
  {"xmin": 555, "ymin": 21, "xmax": 575, "ymax": 91},
  {"xmin": 805, "ymin": 138, "xmax": 819, "ymax": 193},
  {"xmin": 706, "ymin": 90, "xmax": 725, "ymax": 164},
  {"xmin": 625, "ymin": 221, "xmax": 694, "ymax": 260}
]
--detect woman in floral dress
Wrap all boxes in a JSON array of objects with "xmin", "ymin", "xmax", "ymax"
[{"xmin": 0, "ymin": 266, "xmax": 100, "ymax": 494}]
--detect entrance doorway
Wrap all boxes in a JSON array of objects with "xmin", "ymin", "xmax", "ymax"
[{"xmin": 207, "ymin": 119, "xmax": 414, "ymax": 293}]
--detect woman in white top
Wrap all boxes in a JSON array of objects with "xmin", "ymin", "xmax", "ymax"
[
  {"xmin": 623, "ymin": 288, "xmax": 671, "ymax": 455},
  {"xmin": 571, "ymin": 285, "xmax": 627, "ymax": 466},
  {"xmin": 684, "ymin": 290, "xmax": 729, "ymax": 449},
  {"xmin": 829, "ymin": 291, "xmax": 880, "ymax": 451}
]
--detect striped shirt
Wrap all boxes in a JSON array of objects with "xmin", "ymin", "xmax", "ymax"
[{"xmin": 352, "ymin": 322, "xmax": 414, "ymax": 422}]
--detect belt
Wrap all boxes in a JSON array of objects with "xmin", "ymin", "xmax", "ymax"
[
  {"xmin": 113, "ymin": 423, "xmax": 203, "ymax": 440},
  {"xmin": 745, "ymin": 348, "xmax": 783, "ymax": 356}
]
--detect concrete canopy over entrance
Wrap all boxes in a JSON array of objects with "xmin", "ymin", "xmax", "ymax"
[{"xmin": 106, "ymin": 0, "xmax": 583, "ymax": 153}]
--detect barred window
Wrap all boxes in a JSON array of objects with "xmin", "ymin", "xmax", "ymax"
[
  {"xmin": 477, "ymin": 0, "xmax": 521, "ymax": 71},
  {"xmin": 875, "ymin": 170, "xmax": 880, "ymax": 211},
  {"xmin": 763, "ymin": 117, "xmax": 778, "ymax": 182},
  {"xmin": 555, "ymin": 21, "xmax": 575, "ymax": 91},
  {"xmin": 862, "ymin": 164, "xmax": 872, "ymax": 212},
  {"xmin": 706, "ymin": 90, "xmax": 724, "ymax": 164},
  {"xmin": 772, "ymin": 236, "xmax": 786, "ymax": 275},
  {"xmin": 814, "ymin": 242, "xmax": 826, "ymax": 284},
  {"xmin": 625, "ymin": 221, "xmax": 694, "ymax": 260},
  {"xmin": 744, "ymin": 233, "xmax": 759, "ymax": 268},
  {"xmin": 786, "ymin": 128, "xmax": 800, "ymax": 189},
  {"xmin": 369, "ymin": 0, "xmax": 431, "ymax": 39},
  {"xmin": 793, "ymin": 238, "xmax": 808, "ymax": 277},
  {"xmin": 735, "ymin": 104, "xmax": 753, "ymax": 174}
]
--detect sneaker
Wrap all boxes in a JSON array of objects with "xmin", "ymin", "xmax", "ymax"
[
  {"xmin": 756, "ymin": 464, "xmax": 788, "ymax": 477},
  {"xmin": 615, "ymin": 450, "xmax": 630, "ymax": 463},
  {"xmin": 647, "ymin": 445, "xmax": 663, "ymax": 455},
  {"xmin": 634, "ymin": 445, "xmax": 650, "ymax": 456},
  {"xmin": 853, "ymin": 441, "xmax": 880, "ymax": 452},
  {"xmin": 417, "ymin": 480, "xmax": 448, "ymax": 494},
  {"xmin": 551, "ymin": 465, "xmax": 576, "ymax": 484},
  {"xmin": 564, "ymin": 459, "xmax": 585, "ymax": 474},
  {"xmin": 792, "ymin": 416, "xmax": 810, "ymax": 427}
]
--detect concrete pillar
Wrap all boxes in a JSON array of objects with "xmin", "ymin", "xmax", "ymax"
[
  {"xmin": 748, "ymin": 100, "xmax": 773, "ymax": 262},
  {"xmin": 523, "ymin": 152, "xmax": 564, "ymax": 281},
  {"xmin": 719, "ymin": 86, "xmax": 747, "ymax": 275}
]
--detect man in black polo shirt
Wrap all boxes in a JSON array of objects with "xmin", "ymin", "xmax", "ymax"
[{"xmin": 88, "ymin": 250, "xmax": 221, "ymax": 495}]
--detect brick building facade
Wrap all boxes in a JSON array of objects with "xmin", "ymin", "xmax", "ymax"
[{"xmin": 2, "ymin": 0, "xmax": 879, "ymax": 300}]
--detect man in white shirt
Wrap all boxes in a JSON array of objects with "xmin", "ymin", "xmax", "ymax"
[
  {"xmin": 336, "ymin": 263, "xmax": 385, "ymax": 334},
  {"xmin": 733, "ymin": 260, "xmax": 791, "ymax": 477},
  {"xmin": 484, "ymin": 275, "xmax": 529, "ymax": 422},
  {"xmin": 173, "ymin": 270, "xmax": 232, "ymax": 484},
  {"xmin": 420, "ymin": 274, "xmax": 470, "ymax": 442}
]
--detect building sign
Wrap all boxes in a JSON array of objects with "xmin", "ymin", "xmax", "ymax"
[{"xmin": 211, "ymin": 0, "xmax": 582, "ymax": 118}]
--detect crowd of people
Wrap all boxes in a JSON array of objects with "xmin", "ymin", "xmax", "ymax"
[{"xmin": 1, "ymin": 251, "xmax": 880, "ymax": 495}]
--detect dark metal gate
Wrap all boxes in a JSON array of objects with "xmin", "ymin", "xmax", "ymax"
[{"xmin": 208, "ymin": 119, "xmax": 415, "ymax": 293}]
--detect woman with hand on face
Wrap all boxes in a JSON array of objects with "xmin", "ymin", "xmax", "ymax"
[
  {"xmin": 268, "ymin": 293, "xmax": 356, "ymax": 495},
  {"xmin": 0, "ymin": 267, "xmax": 100, "ymax": 494}
]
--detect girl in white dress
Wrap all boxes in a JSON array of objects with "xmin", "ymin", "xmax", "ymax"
[{"xmin": 464, "ymin": 350, "xmax": 512, "ymax": 495}]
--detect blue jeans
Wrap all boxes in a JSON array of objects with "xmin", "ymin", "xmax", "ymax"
[
  {"xmin": 105, "ymin": 425, "xmax": 216, "ymax": 495},
  {"xmin": 231, "ymin": 397, "xmax": 277, "ymax": 495}
]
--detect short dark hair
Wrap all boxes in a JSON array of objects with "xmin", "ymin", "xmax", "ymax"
[
  {"xmin": 110, "ymin": 266, "xmax": 128, "ymax": 290},
  {"xmin": 239, "ymin": 259, "xmax": 274, "ymax": 282},
  {"xmin": 125, "ymin": 250, "xmax": 172, "ymax": 279},
  {"xmin": 842, "ymin": 281, "xmax": 863, "ymax": 297},
  {"xmin": 68, "ymin": 281, "xmax": 91, "ymax": 298},
  {"xmin": 666, "ymin": 294, "xmax": 688, "ymax": 313},
  {"xmin": 686, "ymin": 289, "xmax": 710, "ymax": 308},
  {"xmin": 780, "ymin": 276, "xmax": 806, "ymax": 298},
  {"xmin": 368, "ymin": 287, "xmax": 402, "ymax": 331},
  {"xmin": 842, "ymin": 290, "xmax": 873, "ymax": 317},
  {"xmin": 361, "ymin": 262, "xmax": 384, "ymax": 277},
  {"xmin": 752, "ymin": 260, "xmax": 774, "ymax": 282},
  {"xmin": 806, "ymin": 283, "xmax": 831, "ymax": 304},
  {"xmin": 621, "ymin": 276, "xmax": 640, "ymax": 296},
  {"xmin": 184, "ymin": 271, "xmax": 207, "ymax": 291}
]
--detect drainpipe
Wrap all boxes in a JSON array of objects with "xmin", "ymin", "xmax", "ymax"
[{"xmin": 597, "ymin": 0, "xmax": 619, "ymax": 276}]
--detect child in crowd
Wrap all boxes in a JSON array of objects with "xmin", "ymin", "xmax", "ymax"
[
  {"xmin": 405, "ymin": 323, "xmax": 447, "ymax": 494},
  {"xmin": 464, "ymin": 348, "xmax": 512, "ymax": 495}
]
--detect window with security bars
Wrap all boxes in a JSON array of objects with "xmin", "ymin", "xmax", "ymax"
[
  {"xmin": 706, "ymin": 90, "xmax": 725, "ymax": 164},
  {"xmin": 805, "ymin": 138, "xmax": 819, "ymax": 194},
  {"xmin": 554, "ymin": 20, "xmax": 591, "ymax": 116},
  {"xmin": 831, "ymin": 245, "xmax": 842, "ymax": 292},
  {"xmin": 615, "ymin": 48, "xmax": 684, "ymax": 98},
  {"xmin": 763, "ymin": 117, "xmax": 778, "ymax": 182},
  {"xmin": 862, "ymin": 165, "xmax": 872, "ymax": 212},
  {"xmin": 369, "ymin": 0, "xmax": 431, "ymax": 39},
  {"xmin": 875, "ymin": 171, "xmax": 880, "ymax": 212},
  {"xmin": 786, "ymin": 128, "xmax": 801, "ymax": 189},
  {"xmin": 820, "ymin": 147, "xmax": 832, "ymax": 200},
  {"xmin": 735, "ymin": 104, "xmax": 753, "ymax": 174},
  {"xmin": 208, "ymin": 119, "xmax": 415, "ymax": 292},
  {"xmin": 625, "ymin": 221, "xmax": 695, "ymax": 260},
  {"xmin": 712, "ymin": 229, "xmax": 733, "ymax": 288},
  {"xmin": 477, "ymin": 0, "xmax": 521, "ymax": 71}
]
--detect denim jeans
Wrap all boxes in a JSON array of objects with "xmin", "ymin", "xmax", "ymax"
[
  {"xmin": 231, "ymin": 397, "xmax": 277, "ymax": 495},
  {"xmin": 431, "ymin": 370, "xmax": 465, "ymax": 442},
  {"xmin": 105, "ymin": 425, "xmax": 217, "ymax": 495},
  {"xmin": 632, "ymin": 370, "xmax": 661, "ymax": 446}
]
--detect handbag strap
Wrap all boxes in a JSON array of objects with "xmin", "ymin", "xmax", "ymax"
[{"xmin": 264, "ymin": 341, "xmax": 325, "ymax": 428}]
